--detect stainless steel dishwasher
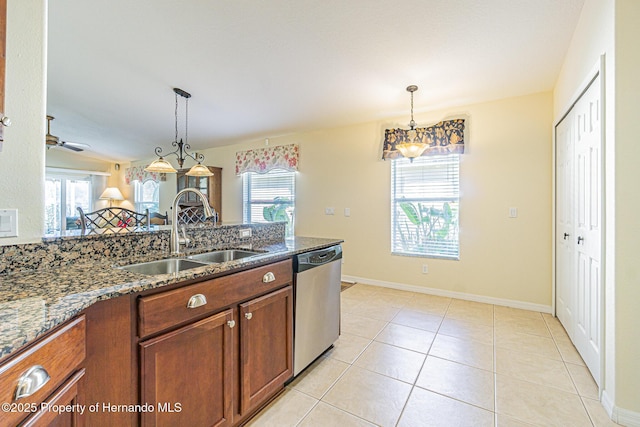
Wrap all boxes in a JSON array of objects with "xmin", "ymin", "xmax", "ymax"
[{"xmin": 293, "ymin": 245, "xmax": 342, "ymax": 376}]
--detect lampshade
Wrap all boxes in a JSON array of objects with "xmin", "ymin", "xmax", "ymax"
[
  {"xmin": 185, "ymin": 163, "xmax": 214, "ymax": 177},
  {"xmin": 395, "ymin": 142, "xmax": 429, "ymax": 159},
  {"xmin": 99, "ymin": 187, "xmax": 124, "ymax": 201},
  {"xmin": 145, "ymin": 157, "xmax": 178, "ymax": 173}
]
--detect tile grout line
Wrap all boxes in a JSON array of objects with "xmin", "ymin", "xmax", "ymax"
[
  {"xmin": 542, "ymin": 314, "xmax": 597, "ymax": 427},
  {"xmin": 392, "ymin": 296, "xmax": 448, "ymax": 427}
]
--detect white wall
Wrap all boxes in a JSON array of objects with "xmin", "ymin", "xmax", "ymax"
[
  {"xmin": 0, "ymin": 0, "xmax": 47, "ymax": 244},
  {"xmin": 200, "ymin": 92, "xmax": 553, "ymax": 309},
  {"xmin": 612, "ymin": 0, "xmax": 640, "ymax": 417}
]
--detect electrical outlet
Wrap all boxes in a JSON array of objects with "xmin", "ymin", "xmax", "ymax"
[
  {"xmin": 0, "ymin": 209, "xmax": 18, "ymax": 238},
  {"xmin": 422, "ymin": 264, "xmax": 428, "ymax": 274},
  {"xmin": 239, "ymin": 228, "xmax": 252, "ymax": 238}
]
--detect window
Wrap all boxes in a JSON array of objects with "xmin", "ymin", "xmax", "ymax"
[
  {"xmin": 44, "ymin": 175, "xmax": 93, "ymax": 234},
  {"xmin": 243, "ymin": 170, "xmax": 295, "ymax": 237},
  {"xmin": 134, "ymin": 180, "xmax": 160, "ymax": 213},
  {"xmin": 391, "ymin": 155, "xmax": 460, "ymax": 259}
]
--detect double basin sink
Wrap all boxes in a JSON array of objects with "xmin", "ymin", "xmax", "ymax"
[{"xmin": 119, "ymin": 250, "xmax": 261, "ymax": 276}]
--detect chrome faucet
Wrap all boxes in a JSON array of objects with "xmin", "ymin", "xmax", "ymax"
[{"xmin": 171, "ymin": 188, "xmax": 216, "ymax": 255}]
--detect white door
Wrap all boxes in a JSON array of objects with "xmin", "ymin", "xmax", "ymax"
[
  {"xmin": 573, "ymin": 77, "xmax": 602, "ymax": 385},
  {"xmin": 555, "ymin": 109, "xmax": 575, "ymax": 339},
  {"xmin": 555, "ymin": 73, "xmax": 602, "ymax": 386}
]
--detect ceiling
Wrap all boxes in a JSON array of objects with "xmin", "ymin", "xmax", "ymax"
[{"xmin": 47, "ymin": 0, "xmax": 585, "ymax": 163}]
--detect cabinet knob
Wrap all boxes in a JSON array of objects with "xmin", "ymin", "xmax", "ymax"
[
  {"xmin": 186, "ymin": 294, "xmax": 207, "ymax": 309},
  {"xmin": 1, "ymin": 116, "xmax": 11, "ymax": 127},
  {"xmin": 227, "ymin": 320, "xmax": 236, "ymax": 328},
  {"xmin": 577, "ymin": 236, "xmax": 585, "ymax": 245},
  {"xmin": 245, "ymin": 312, "xmax": 253, "ymax": 320},
  {"xmin": 563, "ymin": 233, "xmax": 570, "ymax": 240},
  {"xmin": 262, "ymin": 272, "xmax": 275, "ymax": 283},
  {"xmin": 15, "ymin": 365, "xmax": 50, "ymax": 400}
]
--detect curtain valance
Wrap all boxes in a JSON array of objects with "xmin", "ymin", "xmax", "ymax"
[
  {"xmin": 236, "ymin": 144, "xmax": 299, "ymax": 175},
  {"xmin": 382, "ymin": 119, "xmax": 465, "ymax": 160},
  {"xmin": 125, "ymin": 166, "xmax": 160, "ymax": 184}
]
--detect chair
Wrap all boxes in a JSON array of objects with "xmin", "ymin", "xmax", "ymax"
[
  {"xmin": 150, "ymin": 211, "xmax": 169, "ymax": 225},
  {"xmin": 77, "ymin": 207, "xmax": 150, "ymax": 232},
  {"xmin": 177, "ymin": 205, "xmax": 218, "ymax": 225}
]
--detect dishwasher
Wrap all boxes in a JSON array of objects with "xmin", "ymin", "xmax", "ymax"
[{"xmin": 292, "ymin": 244, "xmax": 342, "ymax": 376}]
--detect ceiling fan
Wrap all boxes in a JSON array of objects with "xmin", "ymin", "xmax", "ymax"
[{"xmin": 45, "ymin": 115, "xmax": 90, "ymax": 152}]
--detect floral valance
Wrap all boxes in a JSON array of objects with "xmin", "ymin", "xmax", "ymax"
[
  {"xmin": 236, "ymin": 144, "xmax": 299, "ymax": 175},
  {"xmin": 125, "ymin": 165, "xmax": 160, "ymax": 184},
  {"xmin": 382, "ymin": 119, "xmax": 465, "ymax": 160}
]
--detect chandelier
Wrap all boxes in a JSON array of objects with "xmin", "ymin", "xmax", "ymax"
[
  {"xmin": 394, "ymin": 85, "xmax": 428, "ymax": 161},
  {"xmin": 145, "ymin": 88, "xmax": 213, "ymax": 177}
]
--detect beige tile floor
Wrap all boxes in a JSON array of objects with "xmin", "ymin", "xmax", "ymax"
[{"xmin": 247, "ymin": 284, "xmax": 619, "ymax": 427}]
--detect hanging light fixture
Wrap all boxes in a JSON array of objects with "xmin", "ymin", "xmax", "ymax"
[
  {"xmin": 145, "ymin": 88, "xmax": 213, "ymax": 177},
  {"xmin": 395, "ymin": 85, "xmax": 428, "ymax": 161}
]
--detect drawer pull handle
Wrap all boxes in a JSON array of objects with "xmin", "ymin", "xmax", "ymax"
[
  {"xmin": 187, "ymin": 294, "xmax": 207, "ymax": 309},
  {"xmin": 262, "ymin": 272, "xmax": 275, "ymax": 283},
  {"xmin": 15, "ymin": 365, "xmax": 50, "ymax": 400},
  {"xmin": 245, "ymin": 312, "xmax": 253, "ymax": 320},
  {"xmin": 227, "ymin": 320, "xmax": 236, "ymax": 328}
]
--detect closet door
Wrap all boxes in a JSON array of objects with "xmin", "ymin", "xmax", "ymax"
[
  {"xmin": 555, "ymin": 73, "xmax": 603, "ymax": 387},
  {"xmin": 555, "ymin": 109, "xmax": 575, "ymax": 339},
  {"xmin": 573, "ymin": 77, "xmax": 602, "ymax": 385}
]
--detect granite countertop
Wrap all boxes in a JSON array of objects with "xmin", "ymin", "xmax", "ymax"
[{"xmin": 0, "ymin": 236, "xmax": 342, "ymax": 361}]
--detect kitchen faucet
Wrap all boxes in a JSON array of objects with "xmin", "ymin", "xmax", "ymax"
[{"xmin": 171, "ymin": 188, "xmax": 216, "ymax": 255}]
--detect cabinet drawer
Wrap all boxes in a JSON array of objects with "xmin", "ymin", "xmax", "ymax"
[
  {"xmin": 138, "ymin": 259, "xmax": 292, "ymax": 338},
  {"xmin": 19, "ymin": 368, "xmax": 85, "ymax": 427},
  {"xmin": 0, "ymin": 316, "xmax": 86, "ymax": 427}
]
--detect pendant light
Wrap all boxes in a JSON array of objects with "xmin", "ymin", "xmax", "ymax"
[
  {"xmin": 145, "ymin": 88, "xmax": 213, "ymax": 177},
  {"xmin": 395, "ymin": 85, "xmax": 428, "ymax": 161}
]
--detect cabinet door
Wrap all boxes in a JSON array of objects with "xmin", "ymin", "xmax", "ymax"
[
  {"xmin": 20, "ymin": 369, "xmax": 85, "ymax": 427},
  {"xmin": 239, "ymin": 286, "xmax": 293, "ymax": 413},
  {"xmin": 140, "ymin": 309, "xmax": 234, "ymax": 427},
  {"xmin": 176, "ymin": 167, "xmax": 222, "ymax": 220}
]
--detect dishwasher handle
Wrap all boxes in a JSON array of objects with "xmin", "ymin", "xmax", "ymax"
[{"xmin": 294, "ymin": 245, "xmax": 342, "ymax": 272}]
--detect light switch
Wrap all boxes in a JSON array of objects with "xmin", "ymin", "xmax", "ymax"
[
  {"xmin": 325, "ymin": 207, "xmax": 335, "ymax": 215},
  {"xmin": 509, "ymin": 207, "xmax": 518, "ymax": 218},
  {"xmin": 0, "ymin": 209, "xmax": 18, "ymax": 237},
  {"xmin": 344, "ymin": 208, "xmax": 351, "ymax": 217}
]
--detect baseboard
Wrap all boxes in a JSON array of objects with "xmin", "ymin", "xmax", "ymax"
[
  {"xmin": 341, "ymin": 274, "xmax": 553, "ymax": 314},
  {"xmin": 601, "ymin": 390, "xmax": 615, "ymax": 419},
  {"xmin": 615, "ymin": 405, "xmax": 640, "ymax": 427}
]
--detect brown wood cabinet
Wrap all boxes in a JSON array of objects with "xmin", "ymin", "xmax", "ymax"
[
  {"xmin": 0, "ymin": 316, "xmax": 86, "ymax": 427},
  {"xmin": 20, "ymin": 369, "xmax": 85, "ymax": 427},
  {"xmin": 239, "ymin": 286, "xmax": 293, "ymax": 414},
  {"xmin": 80, "ymin": 259, "xmax": 293, "ymax": 427},
  {"xmin": 140, "ymin": 310, "xmax": 234, "ymax": 427},
  {"xmin": 176, "ymin": 166, "xmax": 222, "ymax": 221}
]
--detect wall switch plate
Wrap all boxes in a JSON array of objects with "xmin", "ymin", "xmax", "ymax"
[
  {"xmin": 422, "ymin": 264, "xmax": 428, "ymax": 274},
  {"xmin": 239, "ymin": 228, "xmax": 252, "ymax": 238},
  {"xmin": 509, "ymin": 207, "xmax": 518, "ymax": 218},
  {"xmin": 0, "ymin": 209, "xmax": 18, "ymax": 237},
  {"xmin": 344, "ymin": 208, "xmax": 351, "ymax": 217},
  {"xmin": 325, "ymin": 207, "xmax": 335, "ymax": 215}
]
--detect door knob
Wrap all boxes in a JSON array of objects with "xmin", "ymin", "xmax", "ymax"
[{"xmin": 577, "ymin": 236, "xmax": 584, "ymax": 244}]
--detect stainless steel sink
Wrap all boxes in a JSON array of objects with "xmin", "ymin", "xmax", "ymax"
[
  {"xmin": 118, "ymin": 258, "xmax": 208, "ymax": 275},
  {"xmin": 188, "ymin": 249, "xmax": 261, "ymax": 264}
]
